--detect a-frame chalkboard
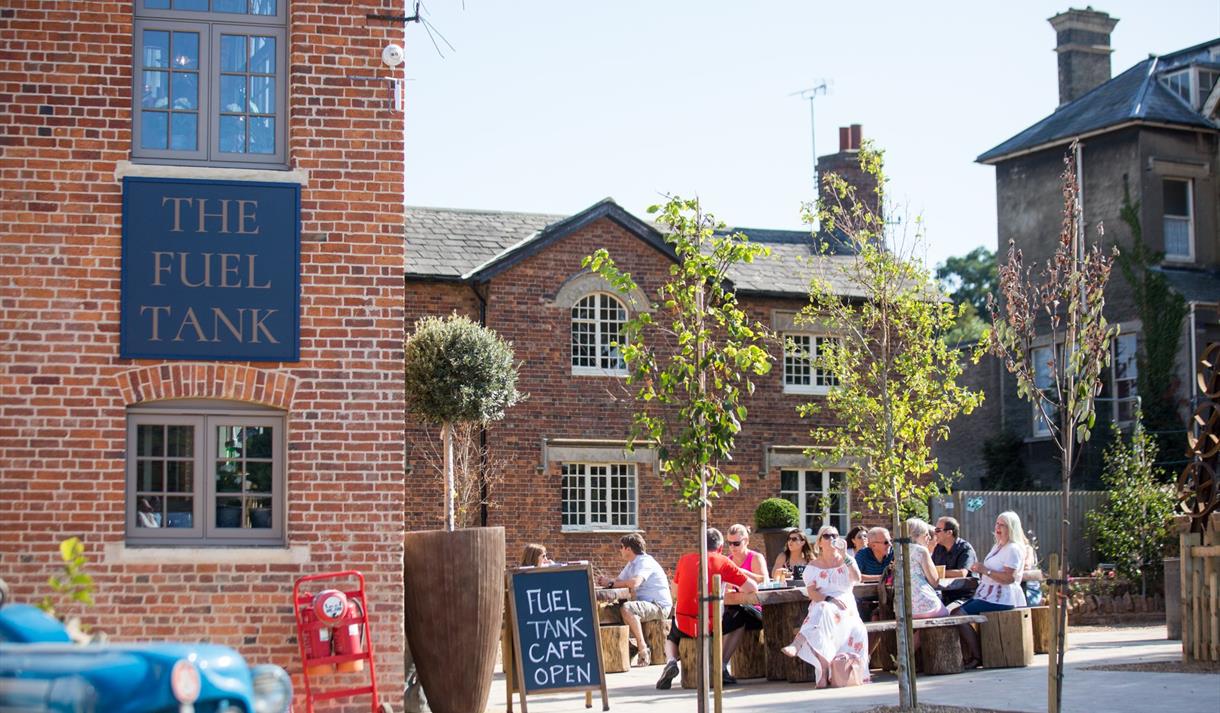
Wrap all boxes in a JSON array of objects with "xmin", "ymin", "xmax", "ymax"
[{"xmin": 504, "ymin": 563, "xmax": 609, "ymax": 712}]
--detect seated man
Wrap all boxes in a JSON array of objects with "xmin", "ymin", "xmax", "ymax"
[
  {"xmin": 855, "ymin": 527, "xmax": 894, "ymax": 583},
  {"xmin": 931, "ymin": 516, "xmax": 978, "ymax": 605},
  {"xmin": 596, "ymin": 533, "xmax": 672, "ymax": 667},
  {"xmin": 656, "ymin": 528, "xmax": 757, "ymax": 689}
]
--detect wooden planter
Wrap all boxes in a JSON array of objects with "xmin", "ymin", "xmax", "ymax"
[
  {"xmin": 758, "ymin": 528, "xmax": 792, "ymax": 572},
  {"xmin": 404, "ymin": 526, "xmax": 505, "ymax": 713}
]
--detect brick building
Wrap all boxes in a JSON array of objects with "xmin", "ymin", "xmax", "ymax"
[
  {"xmin": 937, "ymin": 9, "xmax": 1220, "ymax": 489},
  {"xmin": 0, "ymin": 0, "xmax": 407, "ymax": 705},
  {"xmin": 403, "ymin": 128, "xmax": 888, "ymax": 573}
]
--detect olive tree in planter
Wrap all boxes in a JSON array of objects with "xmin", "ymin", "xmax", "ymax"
[
  {"xmin": 754, "ymin": 497, "xmax": 800, "ymax": 567},
  {"xmin": 403, "ymin": 314, "xmax": 522, "ymax": 713}
]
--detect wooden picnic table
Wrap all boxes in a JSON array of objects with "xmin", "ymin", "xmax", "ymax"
[{"xmin": 595, "ymin": 587, "xmax": 631, "ymax": 603}]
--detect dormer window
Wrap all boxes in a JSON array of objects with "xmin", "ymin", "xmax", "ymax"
[{"xmin": 1161, "ymin": 67, "xmax": 1220, "ymax": 109}]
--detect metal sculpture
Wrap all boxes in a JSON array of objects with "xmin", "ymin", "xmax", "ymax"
[{"xmin": 1179, "ymin": 342, "xmax": 1220, "ymax": 531}]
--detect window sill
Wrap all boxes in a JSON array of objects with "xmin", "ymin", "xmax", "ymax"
[
  {"xmin": 571, "ymin": 368, "xmax": 629, "ymax": 378},
  {"xmin": 1023, "ymin": 434, "xmax": 1053, "ymax": 444},
  {"xmin": 115, "ymin": 160, "xmax": 309, "ymax": 186},
  {"xmin": 783, "ymin": 385, "xmax": 830, "ymax": 396},
  {"xmin": 105, "ymin": 542, "xmax": 310, "ymax": 565},
  {"xmin": 561, "ymin": 527, "xmax": 639, "ymax": 534}
]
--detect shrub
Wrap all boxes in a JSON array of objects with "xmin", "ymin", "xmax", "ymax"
[{"xmin": 755, "ymin": 498, "xmax": 800, "ymax": 530}]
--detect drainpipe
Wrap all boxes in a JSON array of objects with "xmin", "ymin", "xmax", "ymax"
[
  {"xmin": 471, "ymin": 282, "xmax": 491, "ymax": 527},
  {"xmin": 1189, "ymin": 301, "xmax": 1199, "ymax": 438}
]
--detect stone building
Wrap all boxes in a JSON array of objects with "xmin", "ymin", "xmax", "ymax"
[
  {"xmin": 940, "ymin": 8, "xmax": 1220, "ymax": 488},
  {"xmin": 403, "ymin": 128, "xmax": 884, "ymax": 572},
  {"xmin": 0, "ymin": 0, "xmax": 407, "ymax": 703}
]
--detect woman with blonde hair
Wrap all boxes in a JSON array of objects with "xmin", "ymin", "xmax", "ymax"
[
  {"xmin": 721, "ymin": 524, "xmax": 767, "ymax": 684},
  {"xmin": 957, "ymin": 511, "xmax": 1028, "ymax": 667},
  {"xmin": 780, "ymin": 524, "xmax": 869, "ymax": 687},
  {"xmin": 904, "ymin": 518, "xmax": 949, "ymax": 619}
]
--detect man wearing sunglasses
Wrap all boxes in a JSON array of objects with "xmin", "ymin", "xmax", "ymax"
[
  {"xmin": 932, "ymin": 517, "xmax": 978, "ymax": 604},
  {"xmin": 854, "ymin": 527, "xmax": 894, "ymax": 584},
  {"xmin": 597, "ymin": 533, "xmax": 673, "ymax": 667}
]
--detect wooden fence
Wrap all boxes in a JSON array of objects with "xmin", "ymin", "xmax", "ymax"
[
  {"xmin": 930, "ymin": 490, "xmax": 1108, "ymax": 572},
  {"xmin": 1179, "ymin": 513, "xmax": 1220, "ymax": 663}
]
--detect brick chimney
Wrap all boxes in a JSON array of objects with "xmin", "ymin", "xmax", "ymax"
[
  {"xmin": 1049, "ymin": 7, "xmax": 1119, "ymax": 106},
  {"xmin": 816, "ymin": 124, "xmax": 879, "ymax": 219}
]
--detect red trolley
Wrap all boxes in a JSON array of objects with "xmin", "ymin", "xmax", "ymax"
[{"xmin": 292, "ymin": 570, "xmax": 386, "ymax": 713}]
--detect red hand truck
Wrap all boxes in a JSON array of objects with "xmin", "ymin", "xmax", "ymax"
[{"xmin": 292, "ymin": 570, "xmax": 388, "ymax": 713}]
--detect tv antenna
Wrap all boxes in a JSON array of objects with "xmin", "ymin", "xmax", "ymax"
[{"xmin": 790, "ymin": 80, "xmax": 830, "ymax": 191}]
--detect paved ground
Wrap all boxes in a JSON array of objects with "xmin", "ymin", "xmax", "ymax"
[{"xmin": 484, "ymin": 625, "xmax": 1220, "ymax": 712}]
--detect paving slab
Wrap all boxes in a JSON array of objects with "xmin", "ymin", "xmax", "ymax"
[{"xmin": 484, "ymin": 625, "xmax": 1220, "ymax": 712}]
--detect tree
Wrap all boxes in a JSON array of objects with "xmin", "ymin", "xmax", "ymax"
[
  {"xmin": 802, "ymin": 143, "xmax": 984, "ymax": 709},
  {"xmin": 584, "ymin": 197, "xmax": 772, "ymax": 712},
  {"xmin": 1085, "ymin": 415, "xmax": 1176, "ymax": 593},
  {"xmin": 984, "ymin": 145, "xmax": 1117, "ymax": 713},
  {"xmin": 403, "ymin": 314, "xmax": 523, "ymax": 531},
  {"xmin": 937, "ymin": 247, "xmax": 997, "ymax": 346}
]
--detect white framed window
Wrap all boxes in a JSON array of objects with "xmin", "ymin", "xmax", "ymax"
[
  {"xmin": 779, "ymin": 469, "xmax": 849, "ymax": 534},
  {"xmin": 783, "ymin": 333, "xmax": 839, "ymax": 394},
  {"xmin": 571, "ymin": 293, "xmax": 628, "ymax": 375},
  {"xmin": 1162, "ymin": 178, "xmax": 1194, "ymax": 261},
  {"xmin": 127, "ymin": 401, "xmax": 286, "ymax": 545},
  {"xmin": 1162, "ymin": 69, "xmax": 1192, "ymax": 104},
  {"xmin": 1161, "ymin": 67, "xmax": 1220, "ymax": 108},
  {"xmin": 561, "ymin": 463, "xmax": 637, "ymax": 531},
  {"xmin": 1032, "ymin": 345, "xmax": 1058, "ymax": 438},
  {"xmin": 133, "ymin": 1, "xmax": 287, "ymax": 167},
  {"xmin": 1110, "ymin": 333, "xmax": 1139, "ymax": 424}
]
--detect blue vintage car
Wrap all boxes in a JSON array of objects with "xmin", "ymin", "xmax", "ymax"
[{"xmin": 0, "ymin": 600, "xmax": 292, "ymax": 713}]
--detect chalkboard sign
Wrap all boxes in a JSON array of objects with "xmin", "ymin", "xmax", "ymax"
[{"xmin": 505, "ymin": 563, "xmax": 608, "ymax": 712}]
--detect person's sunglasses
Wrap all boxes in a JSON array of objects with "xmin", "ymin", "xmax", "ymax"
[
  {"xmin": 821, "ymin": 533, "xmax": 838, "ymax": 540},
  {"xmin": 787, "ymin": 536, "xmax": 804, "ymax": 542},
  {"xmin": 726, "ymin": 540, "xmax": 743, "ymax": 547},
  {"xmin": 933, "ymin": 528, "xmax": 944, "ymax": 533}
]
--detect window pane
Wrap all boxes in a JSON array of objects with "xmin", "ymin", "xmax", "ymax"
[
  {"xmin": 805, "ymin": 470, "xmax": 819, "ymax": 492},
  {"xmin": 251, "ymin": 0, "xmax": 276, "ymax": 14},
  {"xmin": 142, "ymin": 71, "xmax": 169, "ymax": 108},
  {"xmin": 249, "ymin": 117, "xmax": 274, "ymax": 154},
  {"xmin": 166, "ymin": 461, "xmax": 194, "ymax": 493},
  {"xmin": 173, "ymin": 0, "xmax": 208, "ymax": 10},
  {"xmin": 1164, "ymin": 217, "xmax": 1191, "ymax": 257},
  {"xmin": 165, "ymin": 425, "xmax": 193, "ymax": 458},
  {"xmin": 137, "ymin": 424, "xmax": 164, "ymax": 457},
  {"xmin": 246, "ymin": 461, "xmax": 272, "ymax": 493},
  {"xmin": 143, "ymin": 30, "xmax": 170, "ymax": 68},
  {"xmin": 171, "ymin": 72, "xmax": 197, "ymax": 110},
  {"xmin": 166, "ymin": 497, "xmax": 193, "ymax": 528},
  {"xmin": 137, "ymin": 459, "xmax": 163, "ymax": 491},
  {"xmin": 171, "ymin": 32, "xmax": 199, "ymax": 70},
  {"xmin": 215, "ymin": 0, "xmax": 246, "ymax": 12},
  {"xmin": 136, "ymin": 496, "xmax": 163, "ymax": 528},
  {"xmin": 245, "ymin": 425, "xmax": 273, "ymax": 458},
  {"xmin": 220, "ymin": 115, "xmax": 246, "ymax": 152},
  {"xmin": 220, "ymin": 75, "xmax": 246, "ymax": 112},
  {"xmin": 249, "ymin": 76, "xmax": 274, "ymax": 113},
  {"xmin": 220, "ymin": 35, "xmax": 246, "ymax": 72},
  {"xmin": 1163, "ymin": 179, "xmax": 1189, "ymax": 216},
  {"xmin": 248, "ymin": 499, "xmax": 272, "ymax": 528},
  {"xmin": 216, "ymin": 462, "xmax": 242, "ymax": 492},
  {"xmin": 141, "ymin": 111, "xmax": 168, "ymax": 149},
  {"xmin": 249, "ymin": 36, "xmax": 275, "ymax": 73},
  {"xmin": 144, "ymin": 0, "xmax": 171, "ymax": 8},
  {"xmin": 170, "ymin": 113, "xmax": 197, "ymax": 150},
  {"xmin": 216, "ymin": 497, "xmax": 242, "ymax": 527},
  {"xmin": 780, "ymin": 469, "xmax": 798, "ymax": 492}
]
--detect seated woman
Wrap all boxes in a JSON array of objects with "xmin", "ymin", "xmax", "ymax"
[
  {"xmin": 721, "ymin": 523, "xmax": 768, "ymax": 684},
  {"xmin": 772, "ymin": 529, "xmax": 814, "ymax": 583},
  {"xmin": 1022, "ymin": 540, "xmax": 1043, "ymax": 606},
  {"xmin": 780, "ymin": 525, "xmax": 869, "ymax": 688},
  {"xmin": 845, "ymin": 526, "xmax": 867, "ymax": 559},
  {"xmin": 520, "ymin": 543, "xmax": 553, "ymax": 567},
  {"xmin": 957, "ymin": 511, "xmax": 1028, "ymax": 668},
  {"xmin": 905, "ymin": 518, "xmax": 949, "ymax": 619}
]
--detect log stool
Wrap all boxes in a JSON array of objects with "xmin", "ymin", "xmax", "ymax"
[
  {"xmin": 867, "ymin": 628, "xmax": 898, "ymax": 671},
  {"xmin": 642, "ymin": 619, "xmax": 668, "ymax": 666},
  {"xmin": 1028, "ymin": 606, "xmax": 1064, "ymax": 655},
  {"xmin": 678, "ymin": 637, "xmax": 703, "ymax": 689},
  {"xmin": 730, "ymin": 628, "xmax": 766, "ymax": 679},
  {"xmin": 916, "ymin": 625, "xmax": 963, "ymax": 675},
  {"xmin": 980, "ymin": 608, "xmax": 1034, "ymax": 668},
  {"xmin": 785, "ymin": 627, "xmax": 818, "ymax": 682},
  {"xmin": 599, "ymin": 624, "xmax": 631, "ymax": 673}
]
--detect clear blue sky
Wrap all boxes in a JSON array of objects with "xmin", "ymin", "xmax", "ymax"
[{"xmin": 402, "ymin": 1, "xmax": 1220, "ymax": 268}]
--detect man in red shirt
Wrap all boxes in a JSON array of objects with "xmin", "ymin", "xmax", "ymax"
[{"xmin": 656, "ymin": 528, "xmax": 758, "ymax": 689}]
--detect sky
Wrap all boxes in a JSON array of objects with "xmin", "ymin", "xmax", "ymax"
[{"xmin": 401, "ymin": 1, "xmax": 1220, "ymax": 269}]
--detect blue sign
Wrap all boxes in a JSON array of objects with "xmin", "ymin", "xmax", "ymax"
[
  {"xmin": 508, "ymin": 565, "xmax": 603, "ymax": 694},
  {"xmin": 121, "ymin": 177, "xmax": 300, "ymax": 361}
]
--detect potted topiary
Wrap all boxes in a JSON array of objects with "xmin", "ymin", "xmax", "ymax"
[
  {"xmin": 402, "ymin": 314, "xmax": 522, "ymax": 713},
  {"xmin": 754, "ymin": 497, "xmax": 800, "ymax": 568}
]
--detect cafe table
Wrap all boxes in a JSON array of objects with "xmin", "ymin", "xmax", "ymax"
[{"xmin": 595, "ymin": 587, "xmax": 631, "ymax": 624}]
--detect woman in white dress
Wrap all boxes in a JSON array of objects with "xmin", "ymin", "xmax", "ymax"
[
  {"xmin": 905, "ymin": 518, "xmax": 949, "ymax": 619},
  {"xmin": 957, "ymin": 510, "xmax": 1028, "ymax": 667},
  {"xmin": 780, "ymin": 524, "xmax": 869, "ymax": 687}
]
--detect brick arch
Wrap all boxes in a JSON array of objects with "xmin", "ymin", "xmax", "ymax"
[{"xmin": 116, "ymin": 364, "xmax": 298, "ymax": 410}]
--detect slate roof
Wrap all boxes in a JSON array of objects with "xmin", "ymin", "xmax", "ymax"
[
  {"xmin": 978, "ymin": 38, "xmax": 1220, "ymax": 164},
  {"xmin": 1156, "ymin": 266, "xmax": 1220, "ymax": 305},
  {"xmin": 404, "ymin": 200, "xmax": 863, "ymax": 298}
]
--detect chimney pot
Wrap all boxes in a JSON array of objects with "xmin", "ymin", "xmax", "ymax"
[
  {"xmin": 1048, "ymin": 7, "xmax": 1119, "ymax": 105},
  {"xmin": 839, "ymin": 127, "xmax": 850, "ymax": 152},
  {"xmin": 850, "ymin": 124, "xmax": 862, "ymax": 150}
]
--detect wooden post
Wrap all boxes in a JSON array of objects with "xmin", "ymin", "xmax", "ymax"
[
  {"xmin": 1047, "ymin": 553, "xmax": 1059, "ymax": 713},
  {"xmin": 1181, "ymin": 529, "xmax": 1193, "ymax": 661},
  {"xmin": 712, "ymin": 574, "xmax": 723, "ymax": 713}
]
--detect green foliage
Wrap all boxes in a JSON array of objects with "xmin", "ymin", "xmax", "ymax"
[
  {"xmin": 943, "ymin": 301, "xmax": 989, "ymax": 346},
  {"xmin": 404, "ymin": 314, "xmax": 523, "ymax": 426},
  {"xmin": 38, "ymin": 537, "xmax": 95, "ymax": 618},
  {"xmin": 802, "ymin": 142, "xmax": 984, "ymax": 518},
  {"xmin": 936, "ymin": 246, "xmax": 997, "ymax": 319},
  {"xmin": 981, "ymin": 430, "xmax": 1035, "ymax": 490},
  {"xmin": 754, "ymin": 497, "xmax": 800, "ymax": 530},
  {"xmin": 1084, "ymin": 417, "xmax": 1176, "ymax": 585},
  {"xmin": 898, "ymin": 497, "xmax": 930, "ymax": 522},
  {"xmin": 583, "ymin": 196, "xmax": 773, "ymax": 507},
  {"xmin": 1115, "ymin": 187, "xmax": 1187, "ymax": 465}
]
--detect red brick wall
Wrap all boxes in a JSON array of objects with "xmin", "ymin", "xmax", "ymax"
[
  {"xmin": 404, "ymin": 219, "xmax": 887, "ymax": 576},
  {"xmin": 0, "ymin": 2, "xmax": 406, "ymax": 709}
]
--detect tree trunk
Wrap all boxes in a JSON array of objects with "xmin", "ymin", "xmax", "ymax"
[
  {"xmin": 892, "ymin": 509, "xmax": 915, "ymax": 709},
  {"xmin": 697, "ymin": 466, "xmax": 709, "ymax": 713}
]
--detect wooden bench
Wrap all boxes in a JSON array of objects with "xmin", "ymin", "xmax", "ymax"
[
  {"xmin": 641, "ymin": 618, "xmax": 668, "ymax": 666},
  {"xmin": 599, "ymin": 624, "xmax": 630, "ymax": 673},
  {"xmin": 1027, "ymin": 605, "xmax": 1064, "ymax": 655},
  {"xmin": 980, "ymin": 608, "xmax": 1033, "ymax": 668},
  {"xmin": 864, "ymin": 614, "xmax": 986, "ymax": 675}
]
